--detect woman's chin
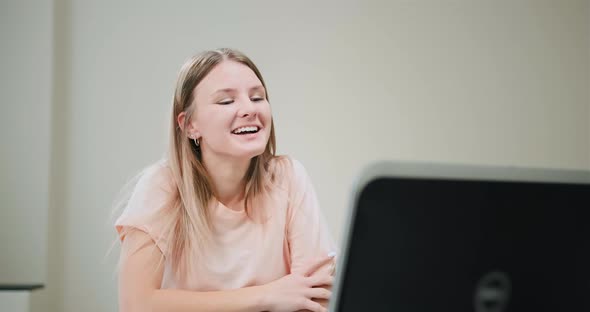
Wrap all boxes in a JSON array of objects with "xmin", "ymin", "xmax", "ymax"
[
  {"xmin": 244, "ymin": 148, "xmax": 267, "ymax": 159},
  {"xmin": 230, "ymin": 145, "xmax": 267, "ymax": 160}
]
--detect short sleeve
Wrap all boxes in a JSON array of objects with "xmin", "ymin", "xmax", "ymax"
[
  {"xmin": 285, "ymin": 158, "xmax": 338, "ymax": 275},
  {"xmin": 115, "ymin": 162, "xmax": 176, "ymax": 255}
]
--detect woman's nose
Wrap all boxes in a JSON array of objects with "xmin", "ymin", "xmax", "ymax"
[{"xmin": 238, "ymin": 97, "xmax": 257, "ymax": 118}]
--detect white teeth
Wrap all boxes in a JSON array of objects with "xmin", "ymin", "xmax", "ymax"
[{"xmin": 233, "ymin": 126, "xmax": 259, "ymax": 134}]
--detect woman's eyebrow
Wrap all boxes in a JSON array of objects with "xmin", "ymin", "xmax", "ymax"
[
  {"xmin": 212, "ymin": 88, "xmax": 235, "ymax": 96},
  {"xmin": 250, "ymin": 85, "xmax": 265, "ymax": 92},
  {"xmin": 211, "ymin": 85, "xmax": 265, "ymax": 97}
]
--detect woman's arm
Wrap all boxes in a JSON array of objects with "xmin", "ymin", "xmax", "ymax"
[
  {"xmin": 119, "ymin": 231, "xmax": 332, "ymax": 312},
  {"xmin": 283, "ymin": 159, "xmax": 338, "ymax": 311}
]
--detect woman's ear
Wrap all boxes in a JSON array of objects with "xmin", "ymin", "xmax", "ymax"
[
  {"xmin": 177, "ymin": 111, "xmax": 187, "ymax": 131},
  {"xmin": 177, "ymin": 111, "xmax": 200, "ymax": 138}
]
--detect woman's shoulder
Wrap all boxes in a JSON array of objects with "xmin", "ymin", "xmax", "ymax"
[
  {"xmin": 115, "ymin": 160, "xmax": 177, "ymax": 249},
  {"xmin": 131, "ymin": 159, "xmax": 177, "ymax": 200},
  {"xmin": 266, "ymin": 155, "xmax": 309, "ymax": 185}
]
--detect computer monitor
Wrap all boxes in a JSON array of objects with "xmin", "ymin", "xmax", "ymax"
[{"xmin": 330, "ymin": 161, "xmax": 590, "ymax": 312}]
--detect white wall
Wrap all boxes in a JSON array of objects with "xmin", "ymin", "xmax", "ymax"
[
  {"xmin": 2, "ymin": 0, "xmax": 587, "ymax": 311},
  {"xmin": 0, "ymin": 0, "xmax": 53, "ymax": 284}
]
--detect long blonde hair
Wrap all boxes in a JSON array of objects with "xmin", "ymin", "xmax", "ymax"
[{"xmin": 117, "ymin": 48, "xmax": 278, "ymax": 280}]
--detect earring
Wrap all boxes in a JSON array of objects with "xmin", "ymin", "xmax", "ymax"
[{"xmin": 189, "ymin": 134, "xmax": 199, "ymax": 147}]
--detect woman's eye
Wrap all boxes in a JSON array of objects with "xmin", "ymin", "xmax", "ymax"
[
  {"xmin": 218, "ymin": 99, "xmax": 234, "ymax": 105},
  {"xmin": 251, "ymin": 96, "xmax": 264, "ymax": 102}
]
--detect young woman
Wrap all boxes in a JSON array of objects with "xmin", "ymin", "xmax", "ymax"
[{"xmin": 115, "ymin": 48, "xmax": 337, "ymax": 312}]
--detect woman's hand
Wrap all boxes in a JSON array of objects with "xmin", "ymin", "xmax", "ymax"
[{"xmin": 260, "ymin": 255, "xmax": 335, "ymax": 312}]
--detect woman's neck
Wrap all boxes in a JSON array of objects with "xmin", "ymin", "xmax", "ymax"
[{"xmin": 202, "ymin": 154, "xmax": 251, "ymax": 210}]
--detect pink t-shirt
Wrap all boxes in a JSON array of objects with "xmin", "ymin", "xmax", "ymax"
[{"xmin": 115, "ymin": 156, "xmax": 336, "ymax": 291}]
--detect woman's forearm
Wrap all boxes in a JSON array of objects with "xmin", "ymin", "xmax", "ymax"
[{"xmin": 143, "ymin": 285, "xmax": 268, "ymax": 312}]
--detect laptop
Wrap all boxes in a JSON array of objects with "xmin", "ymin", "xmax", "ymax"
[{"xmin": 330, "ymin": 161, "xmax": 590, "ymax": 312}]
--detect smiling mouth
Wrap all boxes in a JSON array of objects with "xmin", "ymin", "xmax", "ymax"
[{"xmin": 232, "ymin": 126, "xmax": 260, "ymax": 135}]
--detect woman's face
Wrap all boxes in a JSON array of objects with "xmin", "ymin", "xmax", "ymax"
[{"xmin": 189, "ymin": 60, "xmax": 272, "ymax": 161}]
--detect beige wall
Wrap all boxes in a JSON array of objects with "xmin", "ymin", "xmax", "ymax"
[
  {"xmin": 1, "ymin": 0, "xmax": 588, "ymax": 311},
  {"xmin": 0, "ymin": 0, "xmax": 53, "ymax": 284}
]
